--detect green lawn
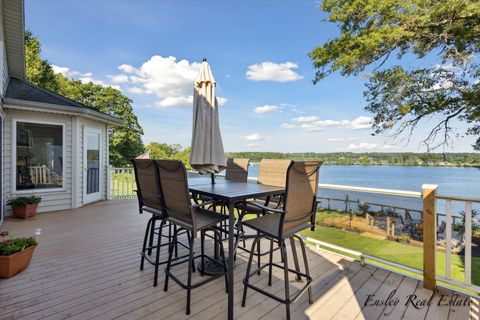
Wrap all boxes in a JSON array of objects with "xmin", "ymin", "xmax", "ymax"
[{"xmin": 301, "ymin": 211, "xmax": 480, "ymax": 289}]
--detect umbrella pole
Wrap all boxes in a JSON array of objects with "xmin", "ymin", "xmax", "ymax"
[{"xmin": 211, "ymin": 173, "xmax": 215, "ymax": 184}]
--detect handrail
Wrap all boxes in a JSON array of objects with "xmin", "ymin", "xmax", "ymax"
[
  {"xmin": 249, "ymin": 176, "xmax": 423, "ymax": 198},
  {"xmin": 436, "ymin": 194, "xmax": 480, "ymax": 203},
  {"xmin": 318, "ymin": 183, "xmax": 422, "ymax": 198}
]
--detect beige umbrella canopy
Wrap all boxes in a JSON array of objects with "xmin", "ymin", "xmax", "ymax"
[{"xmin": 190, "ymin": 59, "xmax": 226, "ymax": 177}]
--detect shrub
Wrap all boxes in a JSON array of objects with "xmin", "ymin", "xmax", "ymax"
[
  {"xmin": 357, "ymin": 201, "xmax": 370, "ymax": 214},
  {"xmin": 384, "ymin": 207, "xmax": 394, "ymax": 216},
  {"xmin": 0, "ymin": 235, "xmax": 37, "ymax": 256},
  {"xmin": 399, "ymin": 232, "xmax": 411, "ymax": 244},
  {"xmin": 7, "ymin": 196, "xmax": 42, "ymax": 207}
]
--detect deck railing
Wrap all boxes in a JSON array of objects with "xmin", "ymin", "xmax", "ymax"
[
  {"xmin": 435, "ymin": 192, "xmax": 480, "ymax": 293},
  {"xmin": 108, "ymin": 168, "xmax": 479, "ymax": 294},
  {"xmin": 109, "ymin": 167, "xmax": 136, "ymax": 199}
]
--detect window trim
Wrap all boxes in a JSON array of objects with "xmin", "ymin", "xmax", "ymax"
[{"xmin": 11, "ymin": 119, "xmax": 66, "ymax": 194}]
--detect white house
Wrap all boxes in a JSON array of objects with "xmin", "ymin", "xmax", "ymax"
[{"xmin": 0, "ymin": 0, "xmax": 121, "ymax": 223}]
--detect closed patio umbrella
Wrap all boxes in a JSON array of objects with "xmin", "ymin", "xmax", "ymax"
[{"xmin": 190, "ymin": 59, "xmax": 226, "ymax": 181}]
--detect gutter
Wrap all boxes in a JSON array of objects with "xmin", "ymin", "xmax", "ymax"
[{"xmin": 2, "ymin": 98, "xmax": 122, "ymax": 127}]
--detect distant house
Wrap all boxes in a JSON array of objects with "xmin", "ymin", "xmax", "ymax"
[{"xmin": 0, "ymin": 0, "xmax": 121, "ymax": 223}]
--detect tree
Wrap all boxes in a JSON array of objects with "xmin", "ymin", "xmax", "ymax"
[
  {"xmin": 25, "ymin": 30, "xmax": 59, "ymax": 92},
  {"xmin": 25, "ymin": 31, "xmax": 144, "ymax": 166},
  {"xmin": 145, "ymin": 142, "xmax": 192, "ymax": 169},
  {"xmin": 309, "ymin": 0, "xmax": 480, "ymax": 151}
]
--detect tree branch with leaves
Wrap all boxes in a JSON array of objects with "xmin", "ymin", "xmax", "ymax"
[{"xmin": 310, "ymin": 0, "xmax": 480, "ymax": 150}]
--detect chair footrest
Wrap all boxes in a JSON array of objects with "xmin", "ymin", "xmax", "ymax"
[
  {"xmin": 165, "ymin": 254, "xmax": 226, "ymax": 290},
  {"xmin": 236, "ymin": 244, "xmax": 280, "ymax": 256},
  {"xmin": 244, "ymin": 262, "xmax": 312, "ymax": 305},
  {"xmin": 140, "ymin": 250, "xmax": 190, "ymax": 266}
]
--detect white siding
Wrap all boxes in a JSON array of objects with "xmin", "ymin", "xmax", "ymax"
[
  {"xmin": 0, "ymin": 0, "xmax": 9, "ymax": 96},
  {"xmin": 0, "ymin": 0, "xmax": 7, "ymax": 223},
  {"xmin": 4, "ymin": 108, "xmax": 74, "ymax": 213}
]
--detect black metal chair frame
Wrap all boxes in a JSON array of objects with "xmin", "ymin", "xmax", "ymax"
[
  {"xmin": 243, "ymin": 233, "xmax": 313, "ymax": 304},
  {"xmin": 164, "ymin": 224, "xmax": 228, "ymax": 315},
  {"xmin": 132, "ymin": 160, "xmax": 190, "ymax": 287},
  {"xmin": 241, "ymin": 161, "xmax": 321, "ymax": 320},
  {"xmin": 241, "ymin": 203, "xmax": 316, "ymax": 320},
  {"xmin": 155, "ymin": 160, "xmax": 229, "ymax": 315}
]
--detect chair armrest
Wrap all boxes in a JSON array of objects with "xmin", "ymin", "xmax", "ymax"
[
  {"xmin": 189, "ymin": 199, "xmax": 216, "ymax": 208},
  {"xmin": 246, "ymin": 201, "xmax": 285, "ymax": 214}
]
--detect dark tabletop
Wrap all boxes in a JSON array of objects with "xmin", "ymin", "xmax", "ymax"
[{"xmin": 188, "ymin": 179, "xmax": 284, "ymax": 202}]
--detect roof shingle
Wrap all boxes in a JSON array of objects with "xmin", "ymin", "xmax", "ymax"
[{"xmin": 5, "ymin": 77, "xmax": 89, "ymax": 109}]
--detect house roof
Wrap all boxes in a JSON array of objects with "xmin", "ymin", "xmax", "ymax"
[
  {"xmin": 4, "ymin": 77, "xmax": 122, "ymax": 125},
  {"xmin": 2, "ymin": 0, "xmax": 26, "ymax": 78}
]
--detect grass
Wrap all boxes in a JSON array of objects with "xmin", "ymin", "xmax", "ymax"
[{"xmin": 301, "ymin": 210, "xmax": 480, "ymax": 289}]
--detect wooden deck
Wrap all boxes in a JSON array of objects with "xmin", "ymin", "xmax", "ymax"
[{"xmin": 0, "ymin": 200, "xmax": 478, "ymax": 320}]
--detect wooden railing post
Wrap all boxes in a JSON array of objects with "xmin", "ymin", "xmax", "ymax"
[{"xmin": 422, "ymin": 184, "xmax": 438, "ymax": 290}]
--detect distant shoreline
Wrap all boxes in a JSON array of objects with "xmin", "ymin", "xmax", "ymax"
[
  {"xmin": 226, "ymin": 152, "xmax": 480, "ymax": 168},
  {"xmin": 247, "ymin": 162, "xmax": 480, "ymax": 168}
]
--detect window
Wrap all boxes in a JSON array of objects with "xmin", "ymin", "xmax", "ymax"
[{"xmin": 15, "ymin": 122, "xmax": 63, "ymax": 191}]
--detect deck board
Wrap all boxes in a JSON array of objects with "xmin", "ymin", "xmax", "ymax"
[{"xmin": 0, "ymin": 200, "xmax": 477, "ymax": 320}]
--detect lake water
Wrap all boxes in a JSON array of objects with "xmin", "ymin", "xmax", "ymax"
[{"xmin": 248, "ymin": 164, "xmax": 480, "ymax": 217}]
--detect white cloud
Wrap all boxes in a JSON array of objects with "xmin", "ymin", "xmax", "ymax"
[
  {"xmin": 254, "ymin": 105, "xmax": 280, "ymax": 114},
  {"xmin": 326, "ymin": 137, "xmax": 358, "ymax": 142},
  {"xmin": 113, "ymin": 55, "xmax": 227, "ymax": 108},
  {"xmin": 155, "ymin": 96, "xmax": 193, "ymax": 108},
  {"xmin": 51, "ymin": 65, "xmax": 70, "ymax": 76},
  {"xmin": 300, "ymin": 123, "xmax": 324, "ymax": 132},
  {"xmin": 282, "ymin": 116, "xmax": 373, "ymax": 132},
  {"xmin": 115, "ymin": 55, "xmax": 201, "ymax": 108},
  {"xmin": 346, "ymin": 142, "xmax": 394, "ymax": 151},
  {"xmin": 217, "ymin": 97, "xmax": 228, "ymax": 106},
  {"xmin": 348, "ymin": 143, "xmax": 379, "ymax": 151},
  {"xmin": 291, "ymin": 106, "xmax": 303, "ymax": 114},
  {"xmin": 118, "ymin": 64, "xmax": 137, "ymax": 73},
  {"xmin": 51, "ymin": 64, "xmax": 119, "ymax": 89},
  {"xmin": 345, "ymin": 116, "xmax": 373, "ymax": 129},
  {"xmin": 127, "ymin": 87, "xmax": 145, "ymax": 94},
  {"xmin": 245, "ymin": 133, "xmax": 264, "ymax": 141},
  {"xmin": 246, "ymin": 61, "xmax": 303, "ymax": 82},
  {"xmin": 281, "ymin": 123, "xmax": 298, "ymax": 129},
  {"xmin": 292, "ymin": 116, "xmax": 319, "ymax": 122},
  {"xmin": 383, "ymin": 144, "xmax": 396, "ymax": 149},
  {"xmin": 108, "ymin": 74, "xmax": 129, "ymax": 84},
  {"xmin": 246, "ymin": 143, "xmax": 260, "ymax": 148}
]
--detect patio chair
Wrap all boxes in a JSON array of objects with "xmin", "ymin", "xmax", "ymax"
[
  {"xmin": 234, "ymin": 159, "xmax": 291, "ymax": 267},
  {"xmin": 241, "ymin": 160, "xmax": 322, "ymax": 320},
  {"xmin": 437, "ymin": 220, "xmax": 446, "ymax": 239},
  {"xmin": 154, "ymin": 159, "xmax": 228, "ymax": 315},
  {"xmin": 225, "ymin": 158, "xmax": 250, "ymax": 182},
  {"xmin": 131, "ymin": 159, "xmax": 189, "ymax": 287},
  {"xmin": 215, "ymin": 158, "xmax": 250, "ymax": 238},
  {"xmin": 193, "ymin": 158, "xmax": 250, "ymax": 208}
]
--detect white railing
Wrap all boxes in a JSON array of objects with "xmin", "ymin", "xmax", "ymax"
[
  {"xmin": 435, "ymin": 194, "xmax": 480, "ymax": 293},
  {"xmin": 109, "ymin": 167, "xmax": 136, "ymax": 199}
]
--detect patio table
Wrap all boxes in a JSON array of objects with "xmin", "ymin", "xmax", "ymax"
[{"xmin": 188, "ymin": 178, "xmax": 285, "ymax": 320}]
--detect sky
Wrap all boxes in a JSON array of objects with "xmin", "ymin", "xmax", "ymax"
[{"xmin": 25, "ymin": 0, "xmax": 477, "ymax": 153}]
